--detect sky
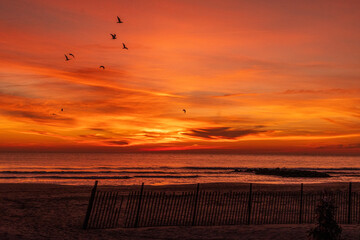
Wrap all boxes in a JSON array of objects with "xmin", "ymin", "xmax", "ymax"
[{"xmin": 1, "ymin": 0, "xmax": 360, "ymax": 154}]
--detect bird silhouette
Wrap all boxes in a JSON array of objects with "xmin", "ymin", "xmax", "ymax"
[
  {"xmin": 110, "ymin": 34, "xmax": 117, "ymax": 39},
  {"xmin": 100, "ymin": 66, "xmax": 105, "ymax": 70},
  {"xmin": 183, "ymin": 109, "xmax": 186, "ymax": 114},
  {"xmin": 122, "ymin": 43, "xmax": 128, "ymax": 50},
  {"xmin": 117, "ymin": 16, "xmax": 123, "ymax": 23},
  {"xmin": 64, "ymin": 54, "xmax": 70, "ymax": 61},
  {"xmin": 69, "ymin": 53, "xmax": 75, "ymax": 58},
  {"xmin": 61, "ymin": 108, "xmax": 63, "ymax": 112}
]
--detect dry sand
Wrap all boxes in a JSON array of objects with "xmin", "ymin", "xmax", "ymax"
[{"xmin": 0, "ymin": 182, "xmax": 359, "ymax": 240}]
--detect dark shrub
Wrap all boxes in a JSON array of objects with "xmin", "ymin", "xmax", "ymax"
[{"xmin": 308, "ymin": 197, "xmax": 342, "ymax": 240}]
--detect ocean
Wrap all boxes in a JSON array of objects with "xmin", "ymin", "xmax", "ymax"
[{"xmin": 0, "ymin": 153, "xmax": 360, "ymax": 185}]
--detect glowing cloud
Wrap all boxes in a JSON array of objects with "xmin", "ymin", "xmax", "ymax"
[{"xmin": 1, "ymin": 0, "xmax": 360, "ymax": 154}]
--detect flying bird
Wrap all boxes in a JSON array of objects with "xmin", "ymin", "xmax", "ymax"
[
  {"xmin": 64, "ymin": 54, "xmax": 70, "ymax": 61},
  {"xmin": 69, "ymin": 53, "xmax": 75, "ymax": 58},
  {"xmin": 183, "ymin": 109, "xmax": 186, "ymax": 114},
  {"xmin": 122, "ymin": 43, "xmax": 128, "ymax": 50},
  {"xmin": 110, "ymin": 34, "xmax": 117, "ymax": 39},
  {"xmin": 61, "ymin": 108, "xmax": 63, "ymax": 112},
  {"xmin": 100, "ymin": 66, "xmax": 105, "ymax": 70},
  {"xmin": 117, "ymin": 16, "xmax": 123, "ymax": 23}
]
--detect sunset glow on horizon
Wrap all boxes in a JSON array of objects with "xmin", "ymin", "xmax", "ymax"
[{"xmin": 1, "ymin": 0, "xmax": 360, "ymax": 154}]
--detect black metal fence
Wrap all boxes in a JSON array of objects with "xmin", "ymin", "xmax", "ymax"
[{"xmin": 83, "ymin": 182, "xmax": 360, "ymax": 229}]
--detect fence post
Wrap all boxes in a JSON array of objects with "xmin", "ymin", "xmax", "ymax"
[
  {"xmin": 192, "ymin": 183, "xmax": 200, "ymax": 226},
  {"xmin": 348, "ymin": 182, "xmax": 352, "ymax": 224},
  {"xmin": 134, "ymin": 183, "xmax": 145, "ymax": 228},
  {"xmin": 247, "ymin": 183, "xmax": 253, "ymax": 225},
  {"xmin": 83, "ymin": 180, "xmax": 98, "ymax": 229},
  {"xmin": 299, "ymin": 183, "xmax": 303, "ymax": 224}
]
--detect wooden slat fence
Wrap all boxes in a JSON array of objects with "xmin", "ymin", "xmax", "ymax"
[{"xmin": 83, "ymin": 182, "xmax": 360, "ymax": 229}]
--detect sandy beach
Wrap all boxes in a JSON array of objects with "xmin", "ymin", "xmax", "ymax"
[
  {"xmin": 3, "ymin": 0, "xmax": 360, "ymax": 238},
  {"xmin": 0, "ymin": 182, "xmax": 359, "ymax": 240}
]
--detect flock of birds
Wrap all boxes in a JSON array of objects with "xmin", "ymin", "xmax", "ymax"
[
  {"xmin": 61, "ymin": 16, "xmax": 186, "ymax": 114},
  {"xmin": 64, "ymin": 16, "xmax": 128, "ymax": 71}
]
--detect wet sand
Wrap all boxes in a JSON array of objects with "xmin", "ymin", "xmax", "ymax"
[{"xmin": 0, "ymin": 182, "xmax": 359, "ymax": 240}]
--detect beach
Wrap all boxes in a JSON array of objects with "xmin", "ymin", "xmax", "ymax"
[
  {"xmin": 1, "ymin": 183, "xmax": 360, "ymax": 240},
  {"xmin": 3, "ymin": 0, "xmax": 360, "ymax": 238}
]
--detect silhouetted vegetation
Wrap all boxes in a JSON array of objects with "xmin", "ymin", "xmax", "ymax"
[
  {"xmin": 308, "ymin": 198, "xmax": 342, "ymax": 240},
  {"xmin": 244, "ymin": 168, "xmax": 331, "ymax": 178}
]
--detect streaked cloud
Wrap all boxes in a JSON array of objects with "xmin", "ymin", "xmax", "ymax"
[
  {"xmin": 1, "ymin": 0, "xmax": 360, "ymax": 154},
  {"xmin": 183, "ymin": 127, "xmax": 266, "ymax": 140}
]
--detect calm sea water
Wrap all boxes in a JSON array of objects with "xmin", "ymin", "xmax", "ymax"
[{"xmin": 0, "ymin": 153, "xmax": 360, "ymax": 185}]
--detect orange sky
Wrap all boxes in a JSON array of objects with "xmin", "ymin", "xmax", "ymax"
[{"xmin": 1, "ymin": 0, "xmax": 360, "ymax": 154}]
